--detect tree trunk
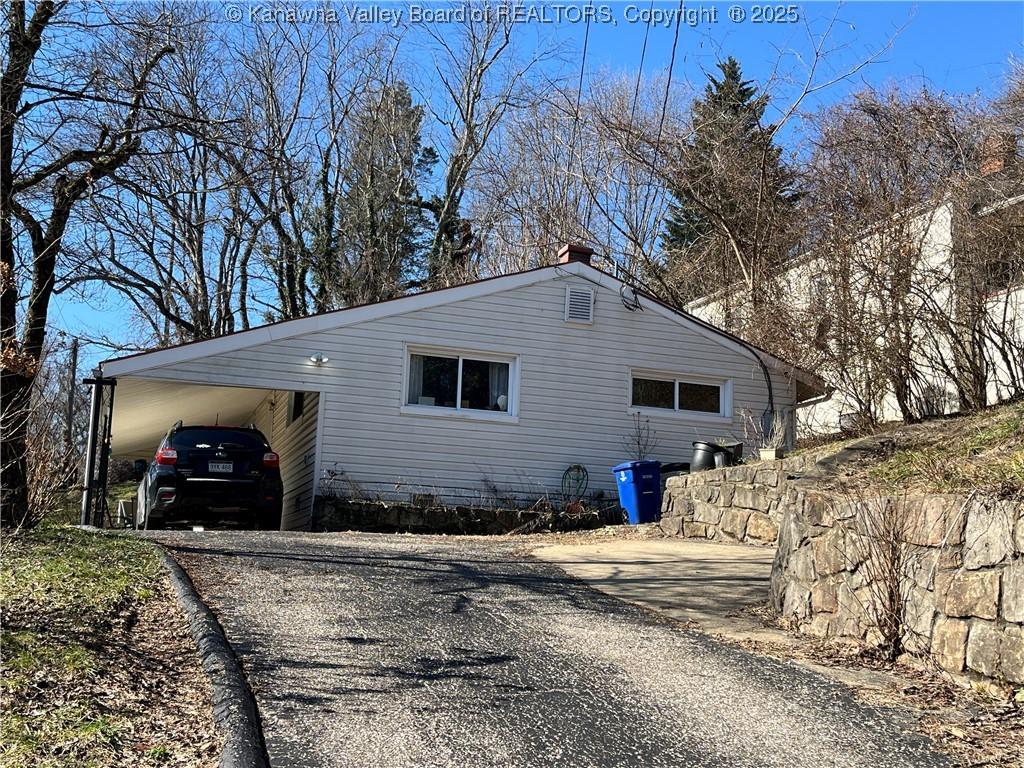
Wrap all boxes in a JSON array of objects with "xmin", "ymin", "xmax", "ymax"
[{"xmin": 0, "ymin": 370, "xmax": 32, "ymax": 527}]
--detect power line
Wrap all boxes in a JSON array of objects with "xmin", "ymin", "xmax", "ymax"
[
  {"xmin": 565, "ymin": 0, "xmax": 594, "ymax": 180},
  {"xmin": 629, "ymin": 0, "xmax": 656, "ymax": 127},
  {"xmin": 565, "ymin": 0, "xmax": 595, "ymax": 240},
  {"xmin": 630, "ymin": 0, "xmax": 685, "ymax": 270},
  {"xmin": 652, "ymin": 0, "xmax": 685, "ymax": 177}
]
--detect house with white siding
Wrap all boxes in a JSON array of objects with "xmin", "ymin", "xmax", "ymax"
[
  {"xmin": 687, "ymin": 190, "xmax": 1023, "ymax": 437},
  {"xmin": 92, "ymin": 245, "xmax": 826, "ymax": 531}
]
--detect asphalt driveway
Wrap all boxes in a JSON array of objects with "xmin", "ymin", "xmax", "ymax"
[{"xmin": 153, "ymin": 531, "xmax": 946, "ymax": 768}]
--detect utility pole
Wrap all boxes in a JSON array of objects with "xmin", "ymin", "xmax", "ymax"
[{"xmin": 65, "ymin": 337, "xmax": 79, "ymax": 462}]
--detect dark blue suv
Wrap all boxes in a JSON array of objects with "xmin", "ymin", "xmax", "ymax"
[{"xmin": 141, "ymin": 424, "xmax": 283, "ymax": 530}]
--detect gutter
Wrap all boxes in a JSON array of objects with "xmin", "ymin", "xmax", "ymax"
[{"xmin": 794, "ymin": 390, "xmax": 834, "ymax": 410}]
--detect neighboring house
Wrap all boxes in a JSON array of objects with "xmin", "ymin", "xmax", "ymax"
[
  {"xmin": 92, "ymin": 245, "xmax": 825, "ymax": 530},
  {"xmin": 687, "ymin": 161, "xmax": 1024, "ymax": 437}
]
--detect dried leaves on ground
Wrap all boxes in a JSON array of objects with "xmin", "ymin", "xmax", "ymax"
[
  {"xmin": 0, "ymin": 526, "xmax": 220, "ymax": 768},
  {"xmin": 812, "ymin": 401, "xmax": 1024, "ymax": 496},
  {"xmin": 731, "ymin": 606, "xmax": 1023, "ymax": 768}
]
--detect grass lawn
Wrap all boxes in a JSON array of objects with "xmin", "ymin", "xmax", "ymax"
[
  {"xmin": 0, "ymin": 524, "xmax": 218, "ymax": 767},
  {"xmin": 866, "ymin": 401, "xmax": 1024, "ymax": 495}
]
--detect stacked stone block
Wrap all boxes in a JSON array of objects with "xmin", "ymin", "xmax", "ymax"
[
  {"xmin": 771, "ymin": 492, "xmax": 1024, "ymax": 685},
  {"xmin": 659, "ymin": 462, "xmax": 792, "ymax": 545}
]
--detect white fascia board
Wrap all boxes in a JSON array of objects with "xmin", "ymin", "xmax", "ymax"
[
  {"xmin": 976, "ymin": 193, "xmax": 1024, "ymax": 217},
  {"xmin": 102, "ymin": 266, "xmax": 561, "ymax": 377}
]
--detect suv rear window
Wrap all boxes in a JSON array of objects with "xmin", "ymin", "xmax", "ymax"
[{"xmin": 169, "ymin": 428, "xmax": 268, "ymax": 450}]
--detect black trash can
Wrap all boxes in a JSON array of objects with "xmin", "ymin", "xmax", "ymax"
[
  {"xmin": 719, "ymin": 441, "xmax": 743, "ymax": 462},
  {"xmin": 692, "ymin": 441, "xmax": 741, "ymax": 472},
  {"xmin": 691, "ymin": 441, "xmax": 720, "ymax": 472}
]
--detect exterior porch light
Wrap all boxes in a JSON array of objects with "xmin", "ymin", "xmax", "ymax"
[{"xmin": 309, "ymin": 353, "xmax": 329, "ymax": 366}]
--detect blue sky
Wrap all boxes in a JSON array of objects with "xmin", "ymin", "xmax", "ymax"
[
  {"xmin": 52, "ymin": 1, "xmax": 1024, "ymax": 369},
  {"xmin": 568, "ymin": 0, "xmax": 1023, "ymax": 154},
  {"xmin": 566, "ymin": 1, "xmax": 1022, "ymax": 112}
]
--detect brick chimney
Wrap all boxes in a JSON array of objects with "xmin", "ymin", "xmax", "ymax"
[
  {"xmin": 557, "ymin": 243, "xmax": 594, "ymax": 265},
  {"xmin": 980, "ymin": 133, "xmax": 1017, "ymax": 177}
]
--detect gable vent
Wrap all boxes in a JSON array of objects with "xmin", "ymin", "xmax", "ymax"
[{"xmin": 565, "ymin": 286, "xmax": 594, "ymax": 324}]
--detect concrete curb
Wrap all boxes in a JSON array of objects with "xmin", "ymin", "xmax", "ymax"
[{"xmin": 159, "ymin": 550, "xmax": 270, "ymax": 768}]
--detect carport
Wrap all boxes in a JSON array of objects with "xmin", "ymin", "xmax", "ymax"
[{"xmin": 82, "ymin": 369, "xmax": 323, "ymax": 531}]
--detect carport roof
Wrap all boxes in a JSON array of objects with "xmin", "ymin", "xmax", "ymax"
[{"xmin": 109, "ymin": 378, "xmax": 278, "ymax": 458}]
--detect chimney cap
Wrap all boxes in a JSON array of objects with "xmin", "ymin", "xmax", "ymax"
[{"xmin": 557, "ymin": 243, "xmax": 594, "ymax": 265}]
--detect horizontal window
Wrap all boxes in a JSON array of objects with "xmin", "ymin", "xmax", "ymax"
[
  {"xmin": 678, "ymin": 381, "xmax": 721, "ymax": 414},
  {"xmin": 630, "ymin": 373, "xmax": 728, "ymax": 416},
  {"xmin": 632, "ymin": 377, "xmax": 675, "ymax": 409},
  {"xmin": 407, "ymin": 351, "xmax": 512, "ymax": 413}
]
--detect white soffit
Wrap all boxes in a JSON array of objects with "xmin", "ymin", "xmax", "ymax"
[{"xmin": 109, "ymin": 377, "xmax": 278, "ymax": 458}]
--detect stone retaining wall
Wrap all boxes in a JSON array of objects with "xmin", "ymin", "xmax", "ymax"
[
  {"xmin": 771, "ymin": 490, "xmax": 1024, "ymax": 685},
  {"xmin": 313, "ymin": 497, "xmax": 541, "ymax": 534},
  {"xmin": 657, "ymin": 438, "xmax": 902, "ymax": 546},
  {"xmin": 659, "ymin": 461, "xmax": 803, "ymax": 545},
  {"xmin": 312, "ymin": 497, "xmax": 605, "ymax": 534}
]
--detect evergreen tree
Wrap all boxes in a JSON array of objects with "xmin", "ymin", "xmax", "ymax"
[
  {"xmin": 660, "ymin": 57, "xmax": 796, "ymax": 311},
  {"xmin": 310, "ymin": 81, "xmax": 436, "ymax": 309}
]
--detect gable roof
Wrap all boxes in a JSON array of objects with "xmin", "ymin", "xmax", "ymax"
[{"xmin": 101, "ymin": 260, "xmax": 827, "ymax": 399}]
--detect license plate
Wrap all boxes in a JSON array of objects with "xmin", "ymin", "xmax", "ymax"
[{"xmin": 208, "ymin": 461, "xmax": 233, "ymax": 473}]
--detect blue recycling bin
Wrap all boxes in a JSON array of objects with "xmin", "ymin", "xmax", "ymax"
[{"xmin": 612, "ymin": 460, "xmax": 662, "ymax": 525}]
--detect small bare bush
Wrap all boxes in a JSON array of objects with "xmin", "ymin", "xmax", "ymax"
[
  {"xmin": 622, "ymin": 413, "xmax": 658, "ymax": 461},
  {"xmin": 2, "ymin": 398, "xmax": 77, "ymax": 534},
  {"xmin": 832, "ymin": 487, "xmax": 934, "ymax": 662},
  {"xmin": 742, "ymin": 408, "xmax": 787, "ymax": 450}
]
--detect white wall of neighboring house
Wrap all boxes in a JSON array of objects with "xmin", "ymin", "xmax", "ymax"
[
  {"xmin": 687, "ymin": 201, "xmax": 1021, "ymax": 436},
  {"xmin": 986, "ymin": 284, "xmax": 1024, "ymax": 404},
  {"xmin": 104, "ymin": 263, "xmax": 809, "ymax": 528}
]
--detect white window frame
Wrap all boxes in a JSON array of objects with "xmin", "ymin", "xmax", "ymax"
[
  {"xmin": 628, "ymin": 368, "xmax": 733, "ymax": 422},
  {"xmin": 400, "ymin": 344, "xmax": 520, "ymax": 424}
]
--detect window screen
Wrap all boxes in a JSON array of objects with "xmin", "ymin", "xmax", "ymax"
[
  {"xmin": 460, "ymin": 358, "xmax": 510, "ymax": 411},
  {"xmin": 408, "ymin": 354, "xmax": 459, "ymax": 408},
  {"xmin": 408, "ymin": 353, "xmax": 510, "ymax": 411},
  {"xmin": 678, "ymin": 381, "xmax": 721, "ymax": 413},
  {"xmin": 631, "ymin": 378, "xmax": 674, "ymax": 409}
]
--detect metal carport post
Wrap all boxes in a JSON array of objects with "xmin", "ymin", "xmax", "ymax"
[{"xmin": 80, "ymin": 374, "xmax": 117, "ymax": 527}]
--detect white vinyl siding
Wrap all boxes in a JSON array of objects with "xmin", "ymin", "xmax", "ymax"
[
  {"xmin": 115, "ymin": 273, "xmax": 795, "ymax": 509},
  {"xmin": 251, "ymin": 391, "xmax": 319, "ymax": 530}
]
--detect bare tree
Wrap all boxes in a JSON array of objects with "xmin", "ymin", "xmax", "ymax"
[
  {"xmin": 804, "ymin": 83, "xmax": 1023, "ymax": 426},
  {"xmin": 470, "ymin": 86, "xmax": 592, "ymax": 273},
  {"xmin": 597, "ymin": 10, "xmax": 896, "ymax": 348},
  {"xmin": 622, "ymin": 412, "xmax": 658, "ymax": 462},
  {"xmin": 1, "ymin": 1, "xmax": 174, "ymax": 525},
  {"xmin": 472, "ymin": 74, "xmax": 672, "ymax": 277},
  {"xmin": 58, "ymin": 6, "xmax": 260, "ymax": 345},
  {"xmin": 414, "ymin": 2, "xmax": 552, "ymax": 284}
]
